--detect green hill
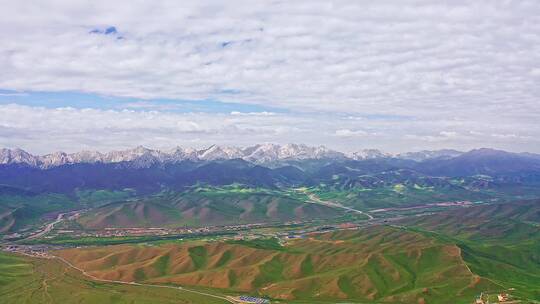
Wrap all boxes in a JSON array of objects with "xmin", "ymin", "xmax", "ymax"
[
  {"xmin": 0, "ymin": 192, "xmax": 75, "ymax": 233},
  {"xmin": 0, "ymin": 251, "xmax": 229, "ymax": 304},
  {"xmin": 56, "ymin": 226, "xmax": 498, "ymax": 303},
  {"xmin": 77, "ymin": 187, "xmax": 344, "ymax": 229},
  {"xmin": 401, "ymin": 200, "xmax": 540, "ymax": 301}
]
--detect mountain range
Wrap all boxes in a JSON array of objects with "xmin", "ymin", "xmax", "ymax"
[
  {"xmin": 0, "ymin": 144, "xmax": 345, "ymax": 169},
  {"xmin": 1, "ymin": 144, "xmax": 539, "ymax": 196},
  {"xmin": 0, "ymin": 144, "xmax": 480, "ymax": 169}
]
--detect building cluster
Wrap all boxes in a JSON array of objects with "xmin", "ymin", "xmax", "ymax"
[
  {"xmin": 50, "ymin": 222, "xmax": 277, "ymax": 238},
  {"xmin": 474, "ymin": 291, "xmax": 518, "ymax": 304},
  {"xmin": 234, "ymin": 295, "xmax": 270, "ymax": 303},
  {"xmin": 1, "ymin": 244, "xmax": 53, "ymax": 258}
]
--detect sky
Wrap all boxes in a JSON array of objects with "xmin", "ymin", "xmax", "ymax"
[{"xmin": 1, "ymin": 0, "xmax": 539, "ymax": 154}]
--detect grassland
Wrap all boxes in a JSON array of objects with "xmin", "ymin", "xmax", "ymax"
[
  {"xmin": 400, "ymin": 200, "xmax": 540, "ymax": 302},
  {"xmin": 4, "ymin": 200, "xmax": 539, "ymax": 303},
  {"xmin": 43, "ymin": 200, "xmax": 540, "ymax": 303},
  {"xmin": 76, "ymin": 189, "xmax": 136, "ymax": 208},
  {"xmin": 0, "ymin": 193, "xmax": 76, "ymax": 233},
  {"xmin": 0, "ymin": 251, "xmax": 230, "ymax": 304},
  {"xmin": 305, "ymin": 184, "xmax": 491, "ymax": 210},
  {"xmin": 0, "ymin": 189, "xmax": 137, "ymax": 234},
  {"xmin": 2, "ymin": 183, "xmax": 539, "ymax": 303},
  {"xmin": 55, "ymin": 225, "xmax": 499, "ymax": 303},
  {"xmin": 76, "ymin": 187, "xmax": 344, "ymax": 229}
]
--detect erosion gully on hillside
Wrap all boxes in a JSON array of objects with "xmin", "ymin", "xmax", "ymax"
[{"xmin": 3, "ymin": 197, "xmax": 538, "ymax": 303}]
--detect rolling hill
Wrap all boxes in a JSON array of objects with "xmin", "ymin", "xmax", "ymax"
[
  {"xmin": 56, "ymin": 226, "xmax": 498, "ymax": 303},
  {"xmin": 0, "ymin": 190, "xmax": 76, "ymax": 233},
  {"xmin": 400, "ymin": 200, "xmax": 540, "ymax": 241},
  {"xmin": 76, "ymin": 187, "xmax": 344, "ymax": 229},
  {"xmin": 400, "ymin": 200, "xmax": 540, "ymax": 301},
  {"xmin": 0, "ymin": 251, "xmax": 229, "ymax": 304}
]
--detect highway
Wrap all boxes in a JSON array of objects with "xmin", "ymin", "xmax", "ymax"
[
  {"xmin": 300, "ymin": 190, "xmax": 375, "ymax": 220},
  {"xmin": 26, "ymin": 212, "xmax": 66, "ymax": 240}
]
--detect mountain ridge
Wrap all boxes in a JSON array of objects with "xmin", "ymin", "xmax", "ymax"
[{"xmin": 4, "ymin": 145, "xmax": 532, "ymax": 169}]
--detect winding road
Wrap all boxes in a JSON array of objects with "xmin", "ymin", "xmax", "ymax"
[
  {"xmin": 300, "ymin": 190, "xmax": 374, "ymax": 220},
  {"xmin": 26, "ymin": 213, "xmax": 66, "ymax": 240}
]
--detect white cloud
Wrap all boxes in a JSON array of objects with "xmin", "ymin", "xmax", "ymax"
[
  {"xmin": 335, "ymin": 129, "xmax": 369, "ymax": 137},
  {"xmin": 530, "ymin": 68, "xmax": 540, "ymax": 76},
  {"xmin": 230, "ymin": 111, "xmax": 276, "ymax": 116},
  {"xmin": 1, "ymin": 104, "xmax": 538, "ymax": 154},
  {"xmin": 1, "ymin": 1, "xmax": 540, "ymax": 153},
  {"xmin": 0, "ymin": 1, "xmax": 538, "ymax": 118}
]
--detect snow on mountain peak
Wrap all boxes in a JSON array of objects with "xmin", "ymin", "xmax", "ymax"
[{"xmin": 1, "ymin": 144, "xmax": 465, "ymax": 168}]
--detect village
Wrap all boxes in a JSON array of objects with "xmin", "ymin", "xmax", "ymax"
[{"xmin": 474, "ymin": 290, "xmax": 522, "ymax": 304}]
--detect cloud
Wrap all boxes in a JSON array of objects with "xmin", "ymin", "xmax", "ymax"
[
  {"xmin": 1, "ymin": 104, "xmax": 539, "ymax": 154},
  {"xmin": 0, "ymin": 1, "xmax": 539, "ymax": 119},
  {"xmin": 404, "ymin": 131, "xmax": 461, "ymax": 142},
  {"xmin": 530, "ymin": 68, "xmax": 540, "ymax": 76},
  {"xmin": 0, "ymin": 1, "xmax": 539, "ymax": 153},
  {"xmin": 230, "ymin": 111, "xmax": 275, "ymax": 116},
  {"xmin": 335, "ymin": 129, "xmax": 369, "ymax": 137}
]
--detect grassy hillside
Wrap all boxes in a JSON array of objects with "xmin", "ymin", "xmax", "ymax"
[
  {"xmin": 0, "ymin": 251, "xmax": 230, "ymax": 304},
  {"xmin": 401, "ymin": 200, "xmax": 540, "ymax": 242},
  {"xmin": 5, "ymin": 200, "xmax": 539, "ymax": 303},
  {"xmin": 0, "ymin": 188, "xmax": 135, "ymax": 234},
  {"xmin": 305, "ymin": 170, "xmax": 540, "ymax": 210},
  {"xmin": 401, "ymin": 200, "xmax": 540, "ymax": 301},
  {"xmin": 56, "ymin": 226, "xmax": 498, "ymax": 303},
  {"xmin": 304, "ymin": 174, "xmax": 495, "ymax": 210},
  {"xmin": 77, "ymin": 187, "xmax": 344, "ymax": 229},
  {"xmin": 0, "ymin": 192, "xmax": 76, "ymax": 233}
]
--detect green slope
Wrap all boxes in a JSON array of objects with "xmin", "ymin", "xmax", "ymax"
[
  {"xmin": 77, "ymin": 187, "xmax": 345, "ymax": 228},
  {"xmin": 401, "ymin": 200, "xmax": 540, "ymax": 301},
  {"xmin": 0, "ymin": 252, "xmax": 229, "ymax": 304},
  {"xmin": 57, "ymin": 226, "xmax": 500, "ymax": 303}
]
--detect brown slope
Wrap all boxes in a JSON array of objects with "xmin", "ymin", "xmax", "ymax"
[
  {"xmin": 77, "ymin": 193, "xmax": 343, "ymax": 229},
  {"xmin": 56, "ymin": 226, "xmax": 496, "ymax": 303}
]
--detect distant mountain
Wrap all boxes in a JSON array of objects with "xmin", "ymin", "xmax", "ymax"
[
  {"xmin": 0, "ymin": 145, "xmax": 467, "ymax": 169},
  {"xmin": 416, "ymin": 148, "xmax": 540, "ymax": 177},
  {"xmin": 2, "ymin": 145, "xmax": 540, "ymax": 234},
  {"xmin": 0, "ymin": 159, "xmax": 312, "ymax": 194},
  {"xmin": 348, "ymin": 149, "xmax": 390, "ymax": 160},
  {"xmin": 397, "ymin": 149, "xmax": 464, "ymax": 161},
  {"xmin": 2, "ymin": 146, "xmax": 540, "ymax": 180},
  {"xmin": 0, "ymin": 148, "xmax": 40, "ymax": 167},
  {"xmin": 0, "ymin": 144, "xmax": 347, "ymax": 169},
  {"xmin": 77, "ymin": 190, "xmax": 342, "ymax": 229}
]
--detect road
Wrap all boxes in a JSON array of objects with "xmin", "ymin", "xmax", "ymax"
[
  {"xmin": 52, "ymin": 255, "xmax": 236, "ymax": 303},
  {"xmin": 26, "ymin": 212, "xmax": 67, "ymax": 240},
  {"xmin": 300, "ymin": 190, "xmax": 374, "ymax": 220}
]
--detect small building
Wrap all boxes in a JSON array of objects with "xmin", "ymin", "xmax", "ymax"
[
  {"xmin": 237, "ymin": 295, "xmax": 270, "ymax": 303},
  {"xmin": 498, "ymin": 293, "xmax": 509, "ymax": 302},
  {"xmin": 474, "ymin": 292, "xmax": 487, "ymax": 304}
]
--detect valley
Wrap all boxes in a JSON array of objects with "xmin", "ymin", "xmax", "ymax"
[
  {"xmin": 3, "ymin": 197, "xmax": 538, "ymax": 303},
  {"xmin": 1, "ymin": 146, "xmax": 540, "ymax": 303},
  {"xmin": 4, "ymin": 1, "xmax": 540, "ymax": 302}
]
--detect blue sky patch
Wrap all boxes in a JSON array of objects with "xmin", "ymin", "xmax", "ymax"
[
  {"xmin": 90, "ymin": 26, "xmax": 118, "ymax": 35},
  {"xmin": 0, "ymin": 89, "xmax": 288, "ymax": 114}
]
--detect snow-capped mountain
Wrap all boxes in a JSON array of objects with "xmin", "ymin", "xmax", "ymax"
[
  {"xmin": 169, "ymin": 146, "xmax": 199, "ymax": 161},
  {"xmin": 0, "ymin": 148, "xmax": 40, "ymax": 167},
  {"xmin": 0, "ymin": 144, "xmax": 346, "ymax": 168},
  {"xmin": 198, "ymin": 145, "xmax": 244, "ymax": 161},
  {"xmin": 0, "ymin": 145, "xmax": 469, "ymax": 169},
  {"xmin": 242, "ymin": 143, "xmax": 345, "ymax": 163},
  {"xmin": 348, "ymin": 149, "xmax": 390, "ymax": 160}
]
